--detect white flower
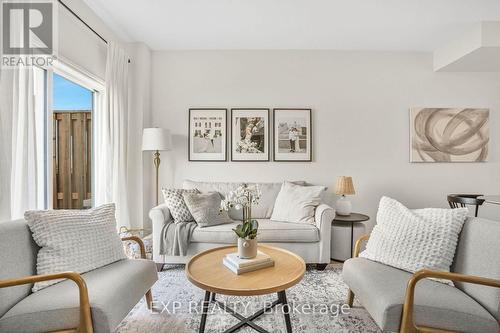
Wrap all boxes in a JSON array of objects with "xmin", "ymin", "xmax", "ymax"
[{"xmin": 220, "ymin": 183, "xmax": 261, "ymax": 212}]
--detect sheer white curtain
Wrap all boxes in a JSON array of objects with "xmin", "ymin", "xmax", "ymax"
[
  {"xmin": 0, "ymin": 69, "xmax": 14, "ymax": 221},
  {"xmin": 10, "ymin": 66, "xmax": 46, "ymax": 219},
  {"xmin": 7, "ymin": 10, "xmax": 46, "ymax": 219},
  {"xmin": 95, "ymin": 42, "xmax": 130, "ymax": 227}
]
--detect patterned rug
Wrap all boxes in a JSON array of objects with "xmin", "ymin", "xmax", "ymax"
[{"xmin": 116, "ymin": 265, "xmax": 381, "ymax": 333}]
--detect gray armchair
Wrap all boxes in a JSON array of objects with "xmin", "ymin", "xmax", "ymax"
[
  {"xmin": 0, "ymin": 219, "xmax": 158, "ymax": 333},
  {"xmin": 342, "ymin": 217, "xmax": 500, "ymax": 333}
]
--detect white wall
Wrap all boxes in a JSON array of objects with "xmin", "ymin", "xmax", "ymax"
[
  {"xmin": 151, "ymin": 50, "xmax": 500, "ymax": 237},
  {"xmin": 58, "ymin": 0, "xmax": 120, "ymax": 79},
  {"xmin": 434, "ymin": 22, "xmax": 500, "ymax": 72}
]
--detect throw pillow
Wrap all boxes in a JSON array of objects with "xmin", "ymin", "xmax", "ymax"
[
  {"xmin": 271, "ymin": 181, "xmax": 326, "ymax": 224},
  {"xmin": 360, "ymin": 196, "xmax": 468, "ymax": 283},
  {"xmin": 25, "ymin": 204, "xmax": 126, "ymax": 292},
  {"xmin": 183, "ymin": 192, "xmax": 234, "ymax": 228},
  {"xmin": 162, "ymin": 188, "xmax": 199, "ymax": 222}
]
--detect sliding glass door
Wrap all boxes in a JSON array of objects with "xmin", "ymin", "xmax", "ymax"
[
  {"xmin": 45, "ymin": 60, "xmax": 105, "ymax": 210},
  {"xmin": 52, "ymin": 73, "xmax": 93, "ymax": 209}
]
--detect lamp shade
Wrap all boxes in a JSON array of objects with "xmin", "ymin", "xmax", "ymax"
[
  {"xmin": 335, "ymin": 176, "xmax": 355, "ymax": 195},
  {"xmin": 142, "ymin": 128, "xmax": 172, "ymax": 151}
]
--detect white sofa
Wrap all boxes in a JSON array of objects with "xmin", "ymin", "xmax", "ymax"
[{"xmin": 150, "ymin": 180, "xmax": 335, "ymax": 267}]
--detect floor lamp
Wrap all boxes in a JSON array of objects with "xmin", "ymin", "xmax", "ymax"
[{"xmin": 142, "ymin": 128, "xmax": 172, "ymax": 206}]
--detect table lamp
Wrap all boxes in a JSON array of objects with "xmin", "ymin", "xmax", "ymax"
[
  {"xmin": 335, "ymin": 176, "xmax": 355, "ymax": 216},
  {"xmin": 142, "ymin": 128, "xmax": 172, "ymax": 205}
]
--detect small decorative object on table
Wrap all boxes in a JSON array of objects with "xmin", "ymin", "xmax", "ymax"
[
  {"xmin": 235, "ymin": 220, "xmax": 259, "ymax": 259},
  {"xmin": 335, "ymin": 176, "xmax": 355, "ymax": 216},
  {"xmin": 223, "ymin": 250, "xmax": 274, "ymax": 275},
  {"xmin": 221, "ymin": 183, "xmax": 261, "ymax": 259}
]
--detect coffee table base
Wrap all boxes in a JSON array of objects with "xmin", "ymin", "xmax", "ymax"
[{"xmin": 199, "ymin": 290, "xmax": 292, "ymax": 333}]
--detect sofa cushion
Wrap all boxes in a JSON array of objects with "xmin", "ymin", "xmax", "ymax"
[
  {"xmin": 183, "ymin": 191, "xmax": 234, "ymax": 227},
  {"xmin": 0, "ymin": 259, "xmax": 158, "ymax": 333},
  {"xmin": 191, "ymin": 219, "xmax": 320, "ymax": 243},
  {"xmin": 25, "ymin": 204, "xmax": 127, "ymax": 292},
  {"xmin": 342, "ymin": 257, "xmax": 498, "ymax": 333},
  {"xmin": 161, "ymin": 188, "xmax": 199, "ymax": 222},
  {"xmin": 182, "ymin": 180, "xmax": 305, "ymax": 219},
  {"xmin": 271, "ymin": 181, "xmax": 326, "ymax": 224},
  {"xmin": 360, "ymin": 197, "xmax": 468, "ymax": 284}
]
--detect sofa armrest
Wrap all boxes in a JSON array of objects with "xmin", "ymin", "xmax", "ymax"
[
  {"xmin": 0, "ymin": 272, "xmax": 93, "ymax": 333},
  {"xmin": 400, "ymin": 269, "xmax": 500, "ymax": 333},
  {"xmin": 150, "ymin": 203, "xmax": 173, "ymax": 232},
  {"xmin": 150, "ymin": 204, "xmax": 173, "ymax": 262},
  {"xmin": 315, "ymin": 204, "xmax": 335, "ymax": 230},
  {"xmin": 149, "ymin": 203, "xmax": 172, "ymax": 223},
  {"xmin": 315, "ymin": 204, "xmax": 335, "ymax": 264}
]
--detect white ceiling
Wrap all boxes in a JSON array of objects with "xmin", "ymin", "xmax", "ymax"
[{"xmin": 83, "ymin": 0, "xmax": 500, "ymax": 51}]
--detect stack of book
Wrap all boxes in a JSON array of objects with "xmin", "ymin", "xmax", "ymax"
[{"xmin": 223, "ymin": 251, "xmax": 275, "ymax": 275}]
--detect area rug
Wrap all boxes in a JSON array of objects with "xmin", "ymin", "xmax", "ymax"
[{"xmin": 116, "ymin": 265, "xmax": 381, "ymax": 333}]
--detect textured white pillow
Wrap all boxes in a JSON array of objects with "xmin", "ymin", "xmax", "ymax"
[
  {"xmin": 360, "ymin": 197, "xmax": 468, "ymax": 282},
  {"xmin": 271, "ymin": 181, "xmax": 326, "ymax": 224},
  {"xmin": 25, "ymin": 204, "xmax": 126, "ymax": 292}
]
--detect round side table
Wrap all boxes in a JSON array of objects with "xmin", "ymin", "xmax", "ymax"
[{"xmin": 332, "ymin": 213, "xmax": 369, "ymax": 259}]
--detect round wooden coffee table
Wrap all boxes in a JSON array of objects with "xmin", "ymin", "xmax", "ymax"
[{"xmin": 186, "ymin": 245, "xmax": 306, "ymax": 333}]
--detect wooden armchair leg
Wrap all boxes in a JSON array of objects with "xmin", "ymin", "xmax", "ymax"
[
  {"xmin": 120, "ymin": 237, "xmax": 155, "ymax": 311},
  {"xmin": 145, "ymin": 290, "xmax": 153, "ymax": 310},
  {"xmin": 345, "ymin": 235, "xmax": 369, "ymax": 308},
  {"xmin": 347, "ymin": 289, "xmax": 354, "ymax": 307}
]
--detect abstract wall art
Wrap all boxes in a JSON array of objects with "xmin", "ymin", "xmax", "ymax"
[{"xmin": 410, "ymin": 108, "xmax": 489, "ymax": 162}]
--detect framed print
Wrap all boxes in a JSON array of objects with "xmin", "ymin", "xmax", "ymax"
[
  {"xmin": 188, "ymin": 108, "xmax": 227, "ymax": 161},
  {"xmin": 231, "ymin": 108, "xmax": 270, "ymax": 161},
  {"xmin": 273, "ymin": 108, "xmax": 312, "ymax": 162}
]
